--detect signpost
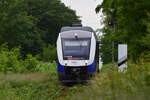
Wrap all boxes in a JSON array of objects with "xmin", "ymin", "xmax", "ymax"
[{"xmin": 118, "ymin": 44, "xmax": 127, "ymax": 72}]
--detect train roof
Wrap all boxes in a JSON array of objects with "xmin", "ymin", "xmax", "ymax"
[
  {"xmin": 60, "ymin": 26, "xmax": 98, "ymax": 41},
  {"xmin": 60, "ymin": 26, "xmax": 94, "ymax": 33}
]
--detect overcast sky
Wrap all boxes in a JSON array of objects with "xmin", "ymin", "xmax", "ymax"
[{"xmin": 61, "ymin": 0, "xmax": 103, "ymax": 30}]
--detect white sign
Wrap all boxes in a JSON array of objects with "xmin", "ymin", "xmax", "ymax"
[{"xmin": 118, "ymin": 44, "xmax": 127, "ymax": 72}]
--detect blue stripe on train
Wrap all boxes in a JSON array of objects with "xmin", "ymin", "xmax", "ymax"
[
  {"xmin": 87, "ymin": 61, "xmax": 96, "ymax": 72},
  {"xmin": 57, "ymin": 62, "xmax": 65, "ymax": 72}
]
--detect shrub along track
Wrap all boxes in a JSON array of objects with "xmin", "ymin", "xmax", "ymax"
[
  {"xmin": 0, "ymin": 72, "xmax": 64, "ymax": 100},
  {"xmin": 0, "ymin": 72, "xmax": 86, "ymax": 100},
  {"xmin": 1, "ymin": 63, "xmax": 149, "ymax": 100}
]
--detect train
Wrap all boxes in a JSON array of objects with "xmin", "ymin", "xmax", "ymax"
[{"xmin": 56, "ymin": 24, "xmax": 99, "ymax": 83}]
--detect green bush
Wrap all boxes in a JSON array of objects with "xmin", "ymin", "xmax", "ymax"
[
  {"xmin": 0, "ymin": 44, "xmax": 57, "ymax": 73},
  {"xmin": 41, "ymin": 44, "xmax": 57, "ymax": 62},
  {"xmin": 64, "ymin": 63, "xmax": 150, "ymax": 100},
  {"xmin": 23, "ymin": 54, "xmax": 40, "ymax": 72},
  {"xmin": 36, "ymin": 62, "xmax": 57, "ymax": 74},
  {"xmin": 0, "ymin": 44, "xmax": 22, "ymax": 74},
  {"xmin": 140, "ymin": 51, "xmax": 150, "ymax": 63}
]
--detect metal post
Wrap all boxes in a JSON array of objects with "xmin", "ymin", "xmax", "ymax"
[{"xmin": 112, "ymin": 41, "xmax": 115, "ymax": 63}]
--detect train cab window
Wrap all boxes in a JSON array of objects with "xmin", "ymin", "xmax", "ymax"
[{"xmin": 62, "ymin": 38, "xmax": 91, "ymax": 60}]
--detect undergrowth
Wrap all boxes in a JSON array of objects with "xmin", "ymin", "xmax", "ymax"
[
  {"xmin": 64, "ymin": 63, "xmax": 150, "ymax": 100},
  {"xmin": 0, "ymin": 61, "xmax": 149, "ymax": 100}
]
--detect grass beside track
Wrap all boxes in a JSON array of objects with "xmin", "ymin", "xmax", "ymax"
[
  {"xmin": 0, "ymin": 63, "xmax": 150, "ymax": 100},
  {"xmin": 0, "ymin": 73, "xmax": 62, "ymax": 100},
  {"xmin": 56, "ymin": 63, "xmax": 150, "ymax": 100}
]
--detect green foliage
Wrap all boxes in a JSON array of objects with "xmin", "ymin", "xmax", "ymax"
[
  {"xmin": 36, "ymin": 62, "xmax": 57, "ymax": 74},
  {"xmin": 140, "ymin": 51, "xmax": 150, "ymax": 62},
  {"xmin": 0, "ymin": 44, "xmax": 57, "ymax": 73},
  {"xmin": 0, "ymin": 44, "xmax": 22, "ymax": 74},
  {"xmin": 96, "ymin": 0, "xmax": 150, "ymax": 62},
  {"xmin": 0, "ymin": 0, "xmax": 80, "ymax": 56},
  {"xmin": 23, "ymin": 54, "xmax": 40, "ymax": 72},
  {"xmin": 0, "ymin": 73, "xmax": 61, "ymax": 100},
  {"xmin": 41, "ymin": 44, "xmax": 57, "ymax": 62},
  {"xmin": 0, "ymin": 55, "xmax": 150, "ymax": 100},
  {"xmin": 0, "ymin": 0, "xmax": 44, "ymax": 56},
  {"xmin": 58, "ymin": 63, "xmax": 150, "ymax": 100}
]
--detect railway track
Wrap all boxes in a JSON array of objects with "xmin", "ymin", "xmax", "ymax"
[
  {"xmin": 49, "ymin": 82, "xmax": 82, "ymax": 99},
  {"xmin": 50, "ymin": 87, "xmax": 66, "ymax": 99}
]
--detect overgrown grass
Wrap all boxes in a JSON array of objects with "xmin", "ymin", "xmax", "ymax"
[
  {"xmin": 0, "ymin": 76, "xmax": 62, "ymax": 100},
  {"xmin": 0, "ymin": 62, "xmax": 63, "ymax": 100},
  {"xmin": 0, "ymin": 62, "xmax": 149, "ymax": 100},
  {"xmin": 60, "ymin": 63, "xmax": 150, "ymax": 100}
]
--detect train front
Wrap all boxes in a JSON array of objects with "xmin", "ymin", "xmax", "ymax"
[{"xmin": 56, "ymin": 27, "xmax": 98, "ymax": 82}]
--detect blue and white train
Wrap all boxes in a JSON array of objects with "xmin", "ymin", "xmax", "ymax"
[{"xmin": 56, "ymin": 24, "xmax": 99, "ymax": 82}]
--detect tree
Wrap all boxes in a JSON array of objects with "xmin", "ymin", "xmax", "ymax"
[
  {"xmin": 96, "ymin": 0, "xmax": 150, "ymax": 62},
  {"xmin": 0, "ymin": 0, "xmax": 80, "ymax": 57}
]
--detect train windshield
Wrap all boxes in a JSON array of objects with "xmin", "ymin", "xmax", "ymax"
[{"xmin": 62, "ymin": 38, "xmax": 91, "ymax": 60}]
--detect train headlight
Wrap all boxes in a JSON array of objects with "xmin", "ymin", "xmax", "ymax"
[
  {"xmin": 75, "ymin": 33, "xmax": 78, "ymax": 39},
  {"xmin": 65, "ymin": 63, "xmax": 67, "ymax": 66},
  {"xmin": 85, "ymin": 61, "xmax": 88, "ymax": 66}
]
